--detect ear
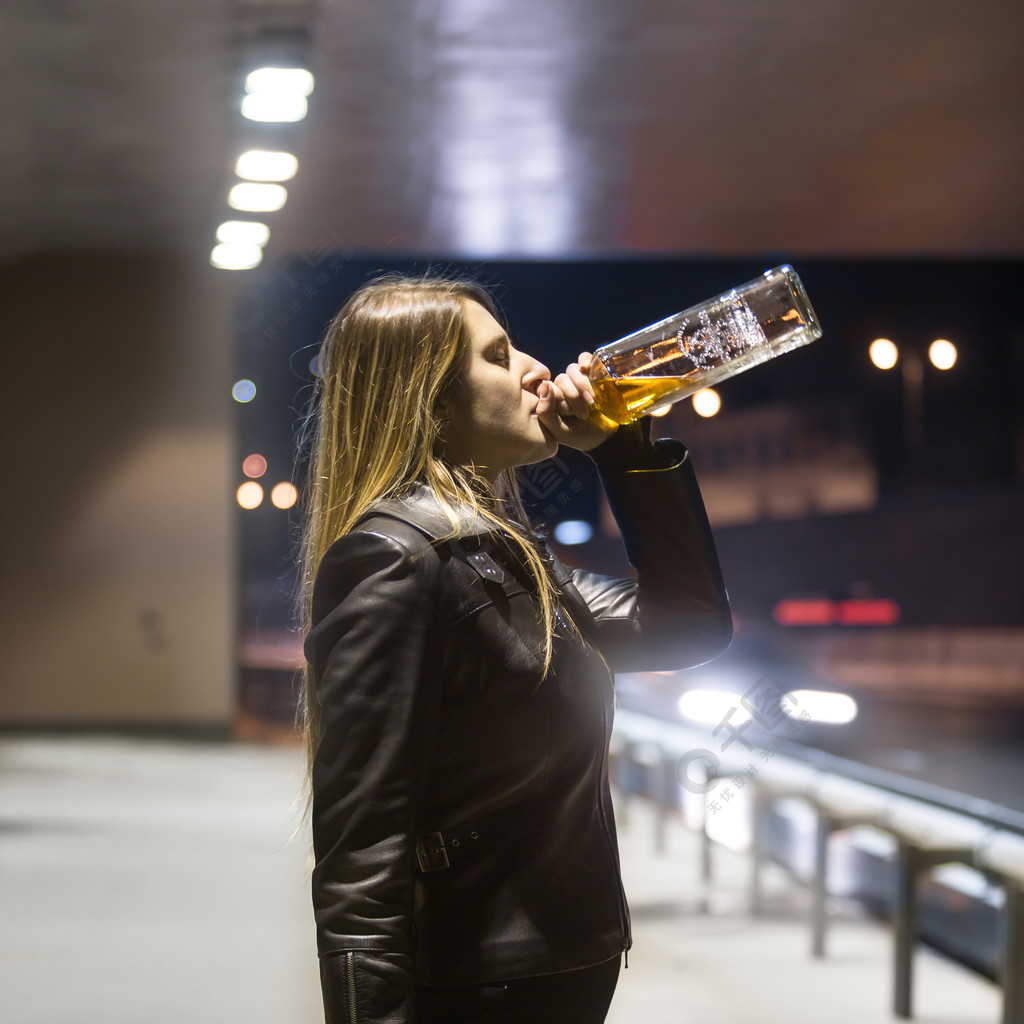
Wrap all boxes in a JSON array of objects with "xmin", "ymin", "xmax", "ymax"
[{"xmin": 435, "ymin": 377, "xmax": 458, "ymax": 420}]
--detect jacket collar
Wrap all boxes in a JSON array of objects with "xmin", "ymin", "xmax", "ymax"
[{"xmin": 362, "ymin": 480, "xmax": 528, "ymax": 545}]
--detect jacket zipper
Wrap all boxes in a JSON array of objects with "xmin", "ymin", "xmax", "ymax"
[
  {"xmin": 594, "ymin": 655, "xmax": 632, "ymax": 959},
  {"xmin": 345, "ymin": 951, "xmax": 358, "ymax": 1024}
]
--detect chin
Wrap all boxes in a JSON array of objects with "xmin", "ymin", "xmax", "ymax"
[{"xmin": 518, "ymin": 433, "xmax": 558, "ymax": 467}]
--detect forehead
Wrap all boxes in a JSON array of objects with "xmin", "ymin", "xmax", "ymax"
[{"xmin": 462, "ymin": 299, "xmax": 506, "ymax": 349}]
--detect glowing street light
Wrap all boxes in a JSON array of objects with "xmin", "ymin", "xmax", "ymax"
[
  {"xmin": 869, "ymin": 336, "xmax": 959, "ymax": 452},
  {"xmin": 929, "ymin": 339, "xmax": 957, "ymax": 370},
  {"xmin": 869, "ymin": 338, "xmax": 899, "ymax": 370},
  {"xmin": 692, "ymin": 388, "xmax": 721, "ymax": 418}
]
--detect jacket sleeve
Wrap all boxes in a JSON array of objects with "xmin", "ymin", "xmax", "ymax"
[
  {"xmin": 304, "ymin": 529, "xmax": 441, "ymax": 1024},
  {"xmin": 570, "ymin": 418, "xmax": 733, "ymax": 673}
]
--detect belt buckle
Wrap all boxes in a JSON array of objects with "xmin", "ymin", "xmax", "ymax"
[{"xmin": 415, "ymin": 831, "xmax": 450, "ymax": 872}]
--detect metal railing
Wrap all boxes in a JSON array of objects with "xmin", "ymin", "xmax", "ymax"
[{"xmin": 610, "ymin": 708, "xmax": 1024, "ymax": 1024}]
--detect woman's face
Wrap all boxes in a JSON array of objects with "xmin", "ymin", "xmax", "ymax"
[{"xmin": 439, "ymin": 300, "xmax": 556, "ymax": 481}]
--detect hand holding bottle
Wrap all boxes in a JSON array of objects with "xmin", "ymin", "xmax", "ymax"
[{"xmin": 535, "ymin": 351, "xmax": 618, "ymax": 451}]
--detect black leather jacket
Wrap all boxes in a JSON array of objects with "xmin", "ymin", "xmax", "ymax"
[{"xmin": 304, "ymin": 426, "xmax": 732, "ymax": 1023}]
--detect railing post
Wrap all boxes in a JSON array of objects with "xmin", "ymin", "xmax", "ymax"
[
  {"xmin": 1003, "ymin": 880, "xmax": 1024, "ymax": 1024},
  {"xmin": 701, "ymin": 770, "xmax": 717, "ymax": 885},
  {"xmin": 893, "ymin": 839, "xmax": 918, "ymax": 1019},
  {"xmin": 892, "ymin": 843, "xmax": 972, "ymax": 1019},
  {"xmin": 750, "ymin": 786, "xmax": 766, "ymax": 916},
  {"xmin": 654, "ymin": 752, "xmax": 672, "ymax": 854},
  {"xmin": 812, "ymin": 808, "xmax": 830, "ymax": 958}
]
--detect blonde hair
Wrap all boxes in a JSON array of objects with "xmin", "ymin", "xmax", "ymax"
[{"xmin": 297, "ymin": 275, "xmax": 561, "ymax": 797}]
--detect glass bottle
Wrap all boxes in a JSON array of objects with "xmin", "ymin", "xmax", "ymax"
[{"xmin": 588, "ymin": 265, "xmax": 822, "ymax": 425}]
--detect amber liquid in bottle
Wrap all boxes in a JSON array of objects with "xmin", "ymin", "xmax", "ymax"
[{"xmin": 590, "ymin": 376, "xmax": 693, "ymax": 426}]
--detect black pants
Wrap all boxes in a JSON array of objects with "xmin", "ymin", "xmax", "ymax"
[{"xmin": 417, "ymin": 956, "xmax": 621, "ymax": 1024}]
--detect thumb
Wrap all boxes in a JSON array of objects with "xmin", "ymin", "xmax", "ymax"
[{"xmin": 535, "ymin": 380, "xmax": 557, "ymax": 418}]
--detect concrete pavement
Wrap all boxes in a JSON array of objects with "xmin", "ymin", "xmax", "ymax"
[{"xmin": 0, "ymin": 736, "xmax": 1000, "ymax": 1023}]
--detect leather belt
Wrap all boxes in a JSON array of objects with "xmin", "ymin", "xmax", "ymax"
[{"xmin": 415, "ymin": 797, "xmax": 550, "ymax": 873}]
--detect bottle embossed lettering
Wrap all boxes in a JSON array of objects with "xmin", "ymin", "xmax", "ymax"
[{"xmin": 588, "ymin": 266, "xmax": 822, "ymax": 426}]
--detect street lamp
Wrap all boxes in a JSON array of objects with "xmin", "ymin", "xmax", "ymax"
[
  {"xmin": 692, "ymin": 387, "xmax": 722, "ymax": 418},
  {"xmin": 869, "ymin": 337, "xmax": 958, "ymax": 450}
]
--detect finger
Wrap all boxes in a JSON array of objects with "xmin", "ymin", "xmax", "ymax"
[
  {"xmin": 535, "ymin": 379, "xmax": 558, "ymax": 419},
  {"xmin": 565, "ymin": 363, "xmax": 595, "ymax": 406},
  {"xmin": 536, "ymin": 380, "xmax": 572, "ymax": 436},
  {"xmin": 541, "ymin": 379, "xmax": 569, "ymax": 417},
  {"xmin": 577, "ymin": 351, "xmax": 594, "ymax": 374},
  {"xmin": 544, "ymin": 376, "xmax": 573, "ymax": 418},
  {"xmin": 553, "ymin": 369, "xmax": 592, "ymax": 419},
  {"xmin": 552, "ymin": 374, "xmax": 581, "ymax": 419}
]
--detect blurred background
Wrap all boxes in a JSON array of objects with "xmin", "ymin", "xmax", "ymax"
[{"xmin": 1, "ymin": 1, "xmax": 1022, "ymax": 1022}]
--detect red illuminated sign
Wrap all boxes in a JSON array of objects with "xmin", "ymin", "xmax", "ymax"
[{"xmin": 773, "ymin": 598, "xmax": 901, "ymax": 627}]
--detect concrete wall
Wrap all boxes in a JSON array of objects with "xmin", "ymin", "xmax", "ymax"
[{"xmin": 0, "ymin": 253, "xmax": 235, "ymax": 727}]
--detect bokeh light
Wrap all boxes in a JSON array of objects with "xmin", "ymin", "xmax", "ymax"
[
  {"xmin": 678, "ymin": 689, "xmax": 749, "ymax": 726},
  {"xmin": 692, "ymin": 388, "xmax": 721, "ymax": 418},
  {"xmin": 271, "ymin": 482, "xmax": 299, "ymax": 510},
  {"xmin": 553, "ymin": 520, "xmax": 593, "ymax": 545},
  {"xmin": 241, "ymin": 93, "xmax": 308, "ymax": 123},
  {"xmin": 235, "ymin": 150, "xmax": 299, "ymax": 182},
  {"xmin": 216, "ymin": 220, "xmax": 270, "ymax": 247},
  {"xmin": 782, "ymin": 690, "xmax": 859, "ymax": 725},
  {"xmin": 242, "ymin": 454, "xmax": 268, "ymax": 478},
  {"xmin": 869, "ymin": 338, "xmax": 899, "ymax": 370},
  {"xmin": 232, "ymin": 379, "xmax": 257, "ymax": 403},
  {"xmin": 228, "ymin": 183, "xmax": 287, "ymax": 212},
  {"xmin": 210, "ymin": 243, "xmax": 262, "ymax": 270},
  {"xmin": 244, "ymin": 67, "xmax": 315, "ymax": 97},
  {"xmin": 929, "ymin": 338, "xmax": 957, "ymax": 370},
  {"xmin": 236, "ymin": 481, "xmax": 264, "ymax": 509}
]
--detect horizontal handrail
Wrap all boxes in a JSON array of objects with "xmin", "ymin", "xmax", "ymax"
[
  {"xmin": 612, "ymin": 706, "xmax": 1024, "ymax": 838},
  {"xmin": 611, "ymin": 708, "xmax": 1024, "ymax": 880}
]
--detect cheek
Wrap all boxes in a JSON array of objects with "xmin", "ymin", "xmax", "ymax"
[{"xmin": 480, "ymin": 380, "xmax": 524, "ymax": 422}]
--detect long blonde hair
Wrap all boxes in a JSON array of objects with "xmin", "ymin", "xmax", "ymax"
[{"xmin": 297, "ymin": 275, "xmax": 560, "ymax": 791}]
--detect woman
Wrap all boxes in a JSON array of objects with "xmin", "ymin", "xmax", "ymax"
[{"xmin": 299, "ymin": 275, "xmax": 732, "ymax": 1023}]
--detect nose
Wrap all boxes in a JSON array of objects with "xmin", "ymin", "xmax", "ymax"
[{"xmin": 520, "ymin": 354, "xmax": 551, "ymax": 395}]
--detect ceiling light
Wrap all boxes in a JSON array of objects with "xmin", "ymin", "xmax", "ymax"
[
  {"xmin": 241, "ymin": 92, "xmax": 308, "ymax": 123},
  {"xmin": 216, "ymin": 220, "xmax": 270, "ymax": 246},
  {"xmin": 235, "ymin": 150, "xmax": 298, "ymax": 182},
  {"xmin": 245, "ymin": 67, "xmax": 314, "ymax": 97},
  {"xmin": 228, "ymin": 183, "xmax": 287, "ymax": 212},
  {"xmin": 210, "ymin": 243, "xmax": 263, "ymax": 270}
]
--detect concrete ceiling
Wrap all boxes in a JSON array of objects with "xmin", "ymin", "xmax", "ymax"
[{"xmin": 2, "ymin": 0, "xmax": 1023, "ymax": 268}]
